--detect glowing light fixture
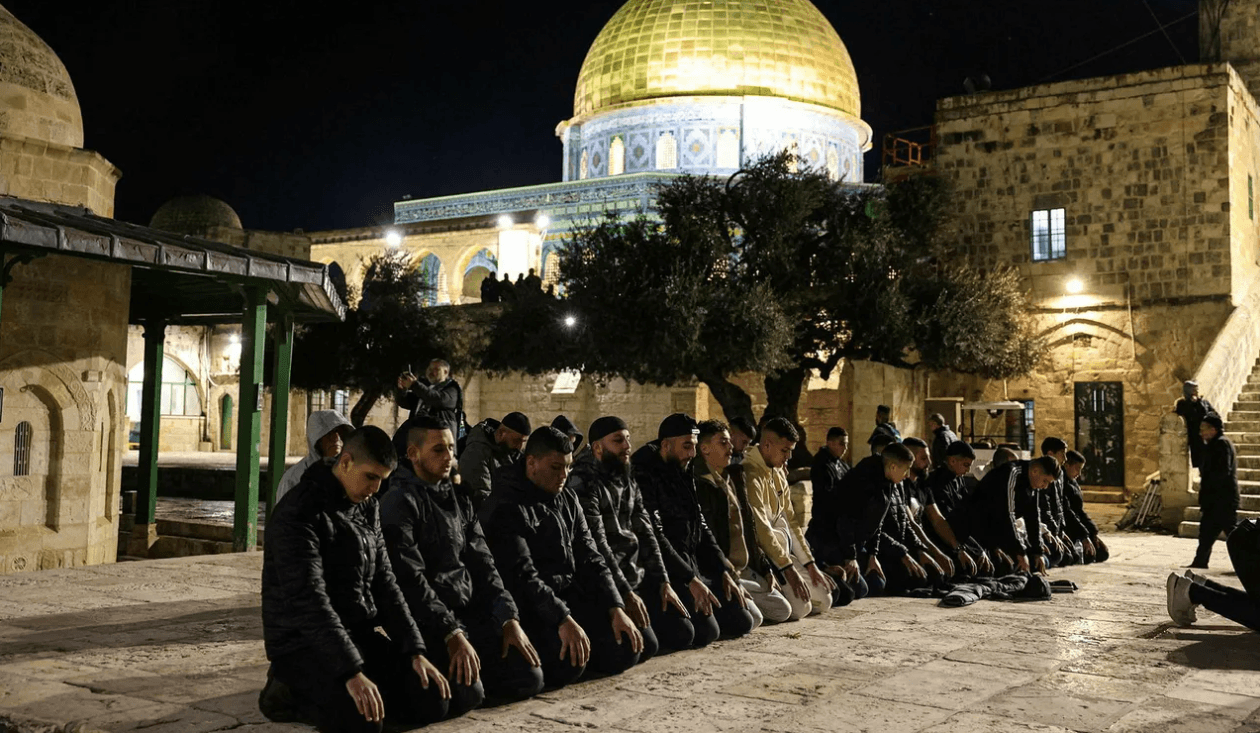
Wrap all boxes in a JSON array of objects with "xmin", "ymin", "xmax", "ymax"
[
  {"xmin": 229, "ymin": 334, "xmax": 241, "ymax": 346},
  {"xmin": 1066, "ymin": 277, "xmax": 1084, "ymax": 294},
  {"xmin": 498, "ymin": 215, "xmax": 514, "ymax": 229},
  {"xmin": 563, "ymin": 315, "xmax": 578, "ymax": 328},
  {"xmin": 385, "ymin": 230, "xmax": 403, "ymax": 248},
  {"xmin": 536, "ymin": 214, "xmax": 551, "ymax": 229}
]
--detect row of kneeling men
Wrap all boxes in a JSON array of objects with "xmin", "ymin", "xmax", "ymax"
[{"xmin": 258, "ymin": 412, "xmax": 1107, "ymax": 732}]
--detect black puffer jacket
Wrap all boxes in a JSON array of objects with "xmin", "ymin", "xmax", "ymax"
[
  {"xmin": 807, "ymin": 456, "xmax": 895, "ymax": 564},
  {"xmin": 567, "ymin": 447, "xmax": 667, "ymax": 598},
  {"xmin": 380, "ymin": 461, "xmax": 518, "ymax": 640},
  {"xmin": 401, "ymin": 378, "xmax": 462, "ymax": 439},
  {"xmin": 262, "ymin": 462, "xmax": 425, "ymax": 681},
  {"xmin": 458, "ymin": 419, "xmax": 521, "ymax": 509},
  {"xmin": 632, "ymin": 443, "xmax": 732, "ymax": 587},
  {"xmin": 478, "ymin": 462, "xmax": 623, "ymax": 630},
  {"xmin": 1200, "ymin": 431, "xmax": 1240, "ymax": 510},
  {"xmin": 960, "ymin": 460, "xmax": 1044, "ymax": 561}
]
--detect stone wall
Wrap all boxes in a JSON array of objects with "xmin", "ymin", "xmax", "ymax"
[
  {"xmin": 0, "ymin": 255, "xmax": 130, "ymax": 573},
  {"xmin": 0, "ymin": 136, "xmax": 119, "ymax": 216},
  {"xmin": 936, "ymin": 64, "xmax": 1234, "ymax": 303}
]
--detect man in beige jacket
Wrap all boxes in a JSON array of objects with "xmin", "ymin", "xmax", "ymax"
[{"xmin": 743, "ymin": 418, "xmax": 836, "ymax": 620}]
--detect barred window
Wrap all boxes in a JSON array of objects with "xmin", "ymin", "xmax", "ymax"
[
  {"xmin": 1031, "ymin": 208, "xmax": 1066, "ymax": 261},
  {"xmin": 14, "ymin": 421, "xmax": 32, "ymax": 477},
  {"xmin": 332, "ymin": 390, "xmax": 349, "ymax": 416}
]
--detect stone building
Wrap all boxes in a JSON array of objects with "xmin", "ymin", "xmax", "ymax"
[{"xmin": 908, "ymin": 0, "xmax": 1260, "ymax": 522}]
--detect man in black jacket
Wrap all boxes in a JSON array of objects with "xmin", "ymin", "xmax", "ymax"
[
  {"xmin": 1061, "ymin": 450, "xmax": 1108, "ymax": 563},
  {"xmin": 398, "ymin": 359, "xmax": 462, "ymax": 440},
  {"xmin": 1192, "ymin": 414, "xmax": 1240, "ymax": 568},
  {"xmin": 1037, "ymin": 437, "xmax": 1078, "ymax": 568},
  {"xmin": 459, "ymin": 412, "xmax": 531, "ymax": 509},
  {"xmin": 922, "ymin": 441, "xmax": 988, "ymax": 577},
  {"xmin": 633, "ymin": 413, "xmax": 753, "ymax": 645},
  {"xmin": 810, "ymin": 427, "xmax": 851, "ymax": 503},
  {"xmin": 569, "ymin": 416, "xmax": 694, "ymax": 657},
  {"xmin": 260, "ymin": 426, "xmax": 450, "ymax": 733},
  {"xmin": 381, "ymin": 417, "xmax": 544, "ymax": 715},
  {"xmin": 956, "ymin": 456, "xmax": 1059, "ymax": 575},
  {"xmin": 479, "ymin": 427, "xmax": 642, "ymax": 688},
  {"xmin": 806, "ymin": 444, "xmax": 915, "ymax": 597},
  {"xmin": 1175, "ymin": 380, "xmax": 1217, "ymax": 469},
  {"xmin": 928, "ymin": 414, "xmax": 959, "ymax": 469}
]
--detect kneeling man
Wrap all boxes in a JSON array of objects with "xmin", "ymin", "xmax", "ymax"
[
  {"xmin": 260, "ymin": 426, "xmax": 449, "ymax": 733},
  {"xmin": 381, "ymin": 417, "xmax": 545, "ymax": 714}
]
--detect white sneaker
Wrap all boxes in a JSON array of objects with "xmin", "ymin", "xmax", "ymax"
[{"xmin": 1167, "ymin": 572, "xmax": 1199, "ymax": 627}]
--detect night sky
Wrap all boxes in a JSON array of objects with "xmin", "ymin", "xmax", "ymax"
[{"xmin": 5, "ymin": 0, "xmax": 1200, "ymax": 232}]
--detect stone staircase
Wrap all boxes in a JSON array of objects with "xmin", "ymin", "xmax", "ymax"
[{"xmin": 1179, "ymin": 357, "xmax": 1260, "ymax": 538}]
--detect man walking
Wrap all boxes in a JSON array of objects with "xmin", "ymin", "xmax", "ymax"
[
  {"xmin": 1176, "ymin": 380, "xmax": 1217, "ymax": 468},
  {"xmin": 928, "ymin": 413, "xmax": 959, "ymax": 469},
  {"xmin": 1191, "ymin": 414, "xmax": 1240, "ymax": 569}
]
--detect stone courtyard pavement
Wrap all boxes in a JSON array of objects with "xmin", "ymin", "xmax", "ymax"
[{"xmin": 0, "ymin": 534, "xmax": 1258, "ymax": 732}]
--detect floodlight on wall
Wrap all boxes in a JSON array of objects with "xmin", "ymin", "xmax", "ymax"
[
  {"xmin": 1066, "ymin": 277, "xmax": 1084, "ymax": 294},
  {"xmin": 564, "ymin": 315, "xmax": 578, "ymax": 328},
  {"xmin": 229, "ymin": 334, "xmax": 240, "ymax": 346},
  {"xmin": 536, "ymin": 214, "xmax": 551, "ymax": 230},
  {"xmin": 498, "ymin": 215, "xmax": 514, "ymax": 230},
  {"xmin": 385, "ymin": 230, "xmax": 403, "ymax": 248}
]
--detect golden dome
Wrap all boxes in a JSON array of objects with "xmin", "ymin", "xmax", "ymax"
[
  {"xmin": 0, "ymin": 4, "xmax": 84, "ymax": 147},
  {"xmin": 574, "ymin": 0, "xmax": 860, "ymax": 119}
]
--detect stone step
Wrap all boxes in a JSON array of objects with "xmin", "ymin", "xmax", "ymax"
[
  {"xmin": 1082, "ymin": 489, "xmax": 1125, "ymax": 504},
  {"xmin": 1235, "ymin": 401, "xmax": 1260, "ymax": 412},
  {"xmin": 1230, "ymin": 411, "xmax": 1260, "ymax": 421},
  {"xmin": 1191, "ymin": 479, "xmax": 1260, "ymax": 494},
  {"xmin": 1239, "ymin": 468, "xmax": 1260, "ymax": 482},
  {"xmin": 1179, "ymin": 512, "xmax": 1260, "ymax": 536},
  {"xmin": 1183, "ymin": 506, "xmax": 1260, "ymax": 522},
  {"xmin": 1238, "ymin": 393, "xmax": 1260, "ymax": 402},
  {"xmin": 1239, "ymin": 455, "xmax": 1260, "ymax": 468},
  {"xmin": 1226, "ymin": 421, "xmax": 1260, "ymax": 433},
  {"xmin": 1174, "ymin": 518, "xmax": 1254, "ymax": 544}
]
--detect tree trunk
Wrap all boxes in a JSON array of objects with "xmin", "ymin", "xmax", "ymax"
[
  {"xmin": 696, "ymin": 370, "xmax": 755, "ymax": 424},
  {"xmin": 763, "ymin": 367, "xmax": 813, "ymax": 468},
  {"xmin": 350, "ymin": 387, "xmax": 383, "ymax": 428}
]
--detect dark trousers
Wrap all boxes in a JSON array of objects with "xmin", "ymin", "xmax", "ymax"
[
  {"xmin": 1193, "ymin": 521, "xmax": 1260, "ymax": 631},
  {"xmin": 668, "ymin": 577, "xmax": 755, "ymax": 645},
  {"xmin": 518, "ymin": 587, "xmax": 640, "ymax": 690},
  {"xmin": 1194, "ymin": 504, "xmax": 1238, "ymax": 567},
  {"xmin": 269, "ymin": 627, "xmax": 448, "ymax": 733},
  {"xmin": 420, "ymin": 611, "xmax": 545, "ymax": 710},
  {"xmin": 641, "ymin": 591, "xmax": 696, "ymax": 654},
  {"xmin": 831, "ymin": 571, "xmax": 868, "ymax": 607},
  {"xmin": 872, "ymin": 553, "xmax": 934, "ymax": 596}
]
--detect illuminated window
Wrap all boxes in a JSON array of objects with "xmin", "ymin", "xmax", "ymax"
[
  {"xmin": 1030, "ymin": 208, "xmax": 1066, "ymax": 261},
  {"xmin": 826, "ymin": 147, "xmax": 841, "ymax": 181},
  {"xmin": 417, "ymin": 253, "xmax": 441, "ymax": 306},
  {"xmin": 717, "ymin": 130, "xmax": 740, "ymax": 168},
  {"xmin": 580, "ymin": 150, "xmax": 589, "ymax": 180},
  {"xmin": 332, "ymin": 390, "xmax": 349, "ymax": 415},
  {"xmin": 656, "ymin": 132, "xmax": 678, "ymax": 170},
  {"xmin": 126, "ymin": 358, "xmax": 201, "ymax": 421},
  {"xmin": 14, "ymin": 421, "xmax": 32, "ymax": 477},
  {"xmin": 609, "ymin": 137, "xmax": 625, "ymax": 176}
]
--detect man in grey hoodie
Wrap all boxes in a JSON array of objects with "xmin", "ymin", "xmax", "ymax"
[{"xmin": 274, "ymin": 410, "xmax": 354, "ymax": 506}]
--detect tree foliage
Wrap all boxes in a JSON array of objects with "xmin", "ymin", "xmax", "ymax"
[
  {"xmin": 288, "ymin": 250, "xmax": 443, "ymax": 426},
  {"xmin": 483, "ymin": 153, "xmax": 1043, "ymax": 440}
]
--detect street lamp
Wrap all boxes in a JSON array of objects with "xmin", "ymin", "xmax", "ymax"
[
  {"xmin": 1066, "ymin": 277, "xmax": 1084, "ymax": 294},
  {"xmin": 498, "ymin": 215, "xmax": 514, "ymax": 230},
  {"xmin": 385, "ymin": 230, "xmax": 403, "ymax": 248},
  {"xmin": 536, "ymin": 214, "xmax": 551, "ymax": 230},
  {"xmin": 563, "ymin": 315, "xmax": 577, "ymax": 328}
]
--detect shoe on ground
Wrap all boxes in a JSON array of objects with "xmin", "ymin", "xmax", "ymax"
[{"xmin": 1166, "ymin": 572, "xmax": 1199, "ymax": 627}]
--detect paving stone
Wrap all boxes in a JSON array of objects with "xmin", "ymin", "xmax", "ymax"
[
  {"xmin": 921, "ymin": 711, "xmax": 1080, "ymax": 732},
  {"xmin": 853, "ymin": 659, "xmax": 1037, "ymax": 710}
]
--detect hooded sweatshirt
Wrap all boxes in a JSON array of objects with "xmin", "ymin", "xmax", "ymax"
[
  {"xmin": 550, "ymin": 415, "xmax": 585, "ymax": 452},
  {"xmin": 275, "ymin": 410, "xmax": 353, "ymax": 507}
]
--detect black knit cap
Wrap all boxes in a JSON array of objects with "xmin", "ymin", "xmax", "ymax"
[
  {"xmin": 946, "ymin": 441, "xmax": 977, "ymax": 459},
  {"xmin": 501, "ymin": 412, "xmax": 532, "ymax": 435},
  {"xmin": 1202, "ymin": 413, "xmax": 1225, "ymax": 433},
  {"xmin": 588, "ymin": 416, "xmax": 629, "ymax": 444},
  {"xmin": 658, "ymin": 413, "xmax": 699, "ymax": 441}
]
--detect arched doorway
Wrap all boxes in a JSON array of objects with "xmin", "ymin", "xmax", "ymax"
[
  {"xmin": 462, "ymin": 249, "xmax": 498, "ymax": 302},
  {"xmin": 416, "ymin": 253, "xmax": 442, "ymax": 306}
]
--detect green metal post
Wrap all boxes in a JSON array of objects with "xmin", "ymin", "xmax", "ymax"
[
  {"xmin": 266, "ymin": 314, "xmax": 294, "ymax": 523},
  {"xmin": 234, "ymin": 288, "xmax": 268, "ymax": 551},
  {"xmin": 135, "ymin": 320, "xmax": 166, "ymax": 526}
]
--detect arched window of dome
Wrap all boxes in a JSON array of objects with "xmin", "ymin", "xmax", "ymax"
[
  {"xmin": 656, "ymin": 132, "xmax": 678, "ymax": 170},
  {"xmin": 609, "ymin": 136, "xmax": 626, "ymax": 176},
  {"xmin": 417, "ymin": 253, "xmax": 442, "ymax": 306},
  {"xmin": 14, "ymin": 421, "xmax": 33, "ymax": 477},
  {"xmin": 826, "ymin": 147, "xmax": 841, "ymax": 182},
  {"xmin": 717, "ymin": 130, "xmax": 740, "ymax": 169},
  {"xmin": 580, "ymin": 150, "xmax": 589, "ymax": 180}
]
